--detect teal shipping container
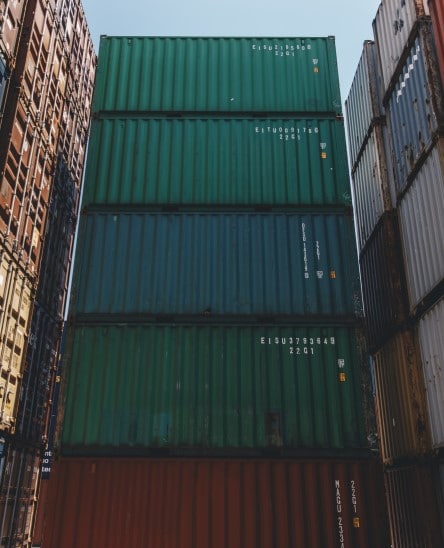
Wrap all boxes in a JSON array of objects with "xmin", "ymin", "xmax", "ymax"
[
  {"xmin": 93, "ymin": 37, "xmax": 342, "ymax": 113},
  {"xmin": 60, "ymin": 325, "xmax": 368, "ymax": 454},
  {"xmin": 83, "ymin": 117, "xmax": 350, "ymax": 207},
  {"xmin": 72, "ymin": 212, "xmax": 361, "ymax": 318}
]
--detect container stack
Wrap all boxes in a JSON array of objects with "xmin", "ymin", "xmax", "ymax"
[
  {"xmin": 345, "ymin": 0, "xmax": 444, "ymax": 545},
  {"xmin": 35, "ymin": 36, "xmax": 390, "ymax": 546},
  {"xmin": 0, "ymin": 0, "xmax": 95, "ymax": 544}
]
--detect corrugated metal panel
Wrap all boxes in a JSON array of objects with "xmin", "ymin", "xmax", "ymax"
[
  {"xmin": 398, "ymin": 138, "xmax": 444, "ymax": 310},
  {"xmin": 418, "ymin": 297, "xmax": 444, "ymax": 449},
  {"xmin": 384, "ymin": 464, "xmax": 444, "ymax": 548},
  {"xmin": 352, "ymin": 126, "xmax": 392, "ymax": 252},
  {"xmin": 37, "ymin": 160, "xmax": 78, "ymax": 320},
  {"xmin": 429, "ymin": 0, "xmax": 444, "ymax": 87},
  {"xmin": 60, "ymin": 325, "xmax": 368, "ymax": 454},
  {"xmin": 345, "ymin": 41, "xmax": 384, "ymax": 169},
  {"xmin": 386, "ymin": 23, "xmax": 443, "ymax": 193},
  {"xmin": 0, "ymin": 442, "xmax": 41, "ymax": 547},
  {"xmin": 0, "ymin": 247, "xmax": 34, "ymax": 431},
  {"xmin": 83, "ymin": 117, "xmax": 351, "ymax": 207},
  {"xmin": 373, "ymin": 330, "xmax": 431, "ymax": 463},
  {"xmin": 16, "ymin": 303, "xmax": 62, "ymax": 444},
  {"xmin": 93, "ymin": 36, "xmax": 342, "ymax": 113},
  {"xmin": 359, "ymin": 212, "xmax": 408, "ymax": 350},
  {"xmin": 373, "ymin": 0, "xmax": 430, "ymax": 92},
  {"xmin": 72, "ymin": 212, "xmax": 361, "ymax": 318},
  {"xmin": 0, "ymin": 0, "xmax": 27, "ymax": 63},
  {"xmin": 36, "ymin": 457, "xmax": 389, "ymax": 548}
]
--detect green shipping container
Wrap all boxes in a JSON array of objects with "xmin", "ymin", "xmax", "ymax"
[
  {"xmin": 60, "ymin": 325, "xmax": 368, "ymax": 454},
  {"xmin": 93, "ymin": 37, "xmax": 342, "ymax": 113},
  {"xmin": 83, "ymin": 117, "xmax": 350, "ymax": 207}
]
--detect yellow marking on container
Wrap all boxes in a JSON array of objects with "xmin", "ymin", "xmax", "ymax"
[
  {"xmin": 329, "ymin": 270, "xmax": 336, "ymax": 279},
  {"xmin": 339, "ymin": 372, "xmax": 346, "ymax": 382},
  {"xmin": 321, "ymin": 151, "xmax": 327, "ymax": 159},
  {"xmin": 353, "ymin": 517, "xmax": 360, "ymax": 528},
  {"xmin": 314, "ymin": 67, "xmax": 319, "ymax": 73}
]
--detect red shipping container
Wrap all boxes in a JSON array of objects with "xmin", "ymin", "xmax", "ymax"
[
  {"xmin": 35, "ymin": 457, "xmax": 389, "ymax": 548},
  {"xmin": 429, "ymin": 0, "xmax": 444, "ymax": 89}
]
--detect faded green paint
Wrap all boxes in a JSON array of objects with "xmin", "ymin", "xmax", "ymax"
[
  {"xmin": 83, "ymin": 117, "xmax": 351, "ymax": 207},
  {"xmin": 93, "ymin": 36, "xmax": 342, "ymax": 113},
  {"xmin": 61, "ymin": 325, "xmax": 368, "ymax": 454}
]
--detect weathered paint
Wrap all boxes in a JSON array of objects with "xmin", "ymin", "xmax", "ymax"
[
  {"xmin": 351, "ymin": 125, "xmax": 393, "ymax": 252},
  {"xmin": 384, "ymin": 463, "xmax": 444, "ymax": 548},
  {"xmin": 345, "ymin": 41, "xmax": 384, "ymax": 169},
  {"xmin": 418, "ymin": 297, "xmax": 444, "ymax": 449},
  {"xmin": 0, "ymin": 0, "xmax": 27, "ymax": 63},
  {"xmin": 372, "ymin": 330, "xmax": 431, "ymax": 463},
  {"xmin": 36, "ymin": 457, "xmax": 389, "ymax": 548},
  {"xmin": 93, "ymin": 36, "xmax": 342, "ymax": 113},
  {"xmin": 373, "ymin": 0, "xmax": 430, "ymax": 92},
  {"xmin": 60, "ymin": 325, "xmax": 368, "ymax": 454},
  {"xmin": 72, "ymin": 212, "xmax": 361, "ymax": 318},
  {"xmin": 0, "ymin": 247, "xmax": 34, "ymax": 431},
  {"xmin": 398, "ymin": 138, "xmax": 444, "ymax": 311},
  {"xmin": 83, "ymin": 117, "xmax": 351, "ymax": 207},
  {"xmin": 386, "ymin": 23, "xmax": 443, "ymax": 193},
  {"xmin": 359, "ymin": 212, "xmax": 408, "ymax": 350}
]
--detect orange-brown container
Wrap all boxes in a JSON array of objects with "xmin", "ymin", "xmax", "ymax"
[
  {"xmin": 384, "ymin": 462, "xmax": 444, "ymax": 548},
  {"xmin": 372, "ymin": 330, "xmax": 431, "ymax": 464},
  {"xmin": 34, "ymin": 457, "xmax": 389, "ymax": 548},
  {"xmin": 0, "ymin": 0, "xmax": 27, "ymax": 64}
]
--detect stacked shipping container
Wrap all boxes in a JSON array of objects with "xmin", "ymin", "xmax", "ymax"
[
  {"xmin": 346, "ymin": 0, "xmax": 444, "ymax": 545},
  {"xmin": 0, "ymin": 0, "xmax": 95, "ymax": 544},
  {"xmin": 35, "ymin": 36, "xmax": 390, "ymax": 546}
]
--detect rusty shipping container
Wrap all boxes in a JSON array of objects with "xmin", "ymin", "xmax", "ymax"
[
  {"xmin": 0, "ymin": 0, "xmax": 27, "ymax": 64},
  {"xmin": 386, "ymin": 22, "xmax": 444, "ymax": 194},
  {"xmin": 373, "ymin": 0, "xmax": 430, "ymax": 93},
  {"xmin": 0, "ymin": 246, "xmax": 34, "ymax": 432},
  {"xmin": 359, "ymin": 212, "xmax": 408, "ymax": 350},
  {"xmin": 398, "ymin": 138, "xmax": 444, "ymax": 313},
  {"xmin": 93, "ymin": 36, "xmax": 342, "ymax": 114},
  {"xmin": 372, "ymin": 330, "xmax": 431, "ymax": 464},
  {"xmin": 35, "ymin": 457, "xmax": 389, "ymax": 548},
  {"xmin": 83, "ymin": 117, "xmax": 350, "ymax": 208},
  {"xmin": 72, "ymin": 212, "xmax": 361, "ymax": 319},
  {"xmin": 351, "ymin": 125, "xmax": 393, "ymax": 252},
  {"xmin": 429, "ymin": 0, "xmax": 444, "ymax": 88},
  {"xmin": 418, "ymin": 296, "xmax": 444, "ymax": 449},
  {"xmin": 60, "ymin": 325, "xmax": 369, "ymax": 455},
  {"xmin": 0, "ymin": 441, "xmax": 41, "ymax": 547},
  {"xmin": 345, "ymin": 41, "xmax": 384, "ymax": 170},
  {"xmin": 384, "ymin": 463, "xmax": 444, "ymax": 547}
]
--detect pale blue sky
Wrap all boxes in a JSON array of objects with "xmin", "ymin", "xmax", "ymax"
[{"xmin": 81, "ymin": 0, "xmax": 381, "ymax": 105}]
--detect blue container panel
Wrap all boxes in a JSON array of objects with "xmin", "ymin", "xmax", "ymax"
[{"xmin": 73, "ymin": 213, "xmax": 361, "ymax": 318}]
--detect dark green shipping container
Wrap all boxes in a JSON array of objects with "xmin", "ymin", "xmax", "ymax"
[
  {"xmin": 72, "ymin": 212, "xmax": 361, "ymax": 318},
  {"xmin": 60, "ymin": 325, "xmax": 368, "ymax": 454},
  {"xmin": 83, "ymin": 117, "xmax": 350, "ymax": 207},
  {"xmin": 93, "ymin": 36, "xmax": 342, "ymax": 113}
]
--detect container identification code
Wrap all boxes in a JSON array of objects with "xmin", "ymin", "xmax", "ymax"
[
  {"xmin": 260, "ymin": 335, "xmax": 338, "ymax": 357},
  {"xmin": 251, "ymin": 42, "xmax": 313, "ymax": 56}
]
